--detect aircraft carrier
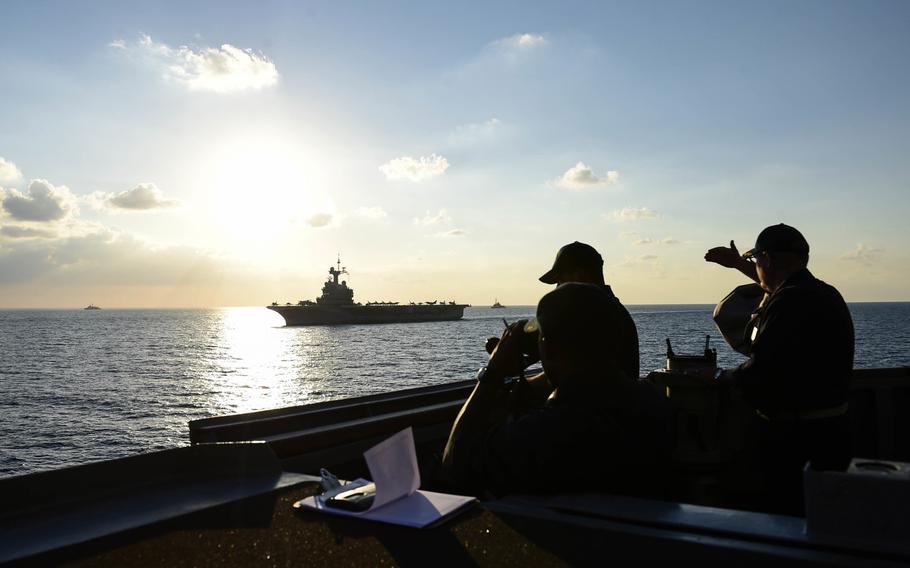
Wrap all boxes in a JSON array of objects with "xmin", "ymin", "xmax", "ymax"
[{"xmin": 268, "ymin": 257, "xmax": 468, "ymax": 326}]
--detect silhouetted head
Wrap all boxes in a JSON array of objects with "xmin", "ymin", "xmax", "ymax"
[
  {"xmin": 742, "ymin": 224, "xmax": 810, "ymax": 293},
  {"xmin": 526, "ymin": 282, "xmax": 626, "ymax": 392},
  {"xmin": 539, "ymin": 241, "xmax": 605, "ymax": 286}
]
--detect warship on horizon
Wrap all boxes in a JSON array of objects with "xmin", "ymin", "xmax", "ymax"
[{"xmin": 267, "ymin": 257, "xmax": 469, "ymax": 326}]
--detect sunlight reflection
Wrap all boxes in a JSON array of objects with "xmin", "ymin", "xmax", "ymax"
[{"xmin": 206, "ymin": 307, "xmax": 310, "ymax": 414}]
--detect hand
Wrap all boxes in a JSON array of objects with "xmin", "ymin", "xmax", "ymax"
[
  {"xmin": 486, "ymin": 321, "xmax": 529, "ymax": 379},
  {"xmin": 704, "ymin": 240, "xmax": 743, "ymax": 268}
]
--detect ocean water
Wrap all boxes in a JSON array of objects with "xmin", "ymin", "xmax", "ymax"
[{"xmin": 1, "ymin": 303, "xmax": 907, "ymax": 478}]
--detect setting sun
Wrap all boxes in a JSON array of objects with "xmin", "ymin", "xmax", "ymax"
[{"xmin": 198, "ymin": 136, "xmax": 316, "ymax": 244}]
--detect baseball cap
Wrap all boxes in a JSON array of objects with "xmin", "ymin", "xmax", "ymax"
[
  {"xmin": 742, "ymin": 224, "xmax": 809, "ymax": 259},
  {"xmin": 539, "ymin": 241, "xmax": 604, "ymax": 284}
]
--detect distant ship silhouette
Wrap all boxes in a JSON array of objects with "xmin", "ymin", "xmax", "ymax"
[
  {"xmin": 268, "ymin": 256, "xmax": 468, "ymax": 326},
  {"xmin": 491, "ymin": 299, "xmax": 505, "ymax": 309},
  {"xmin": 84, "ymin": 304, "xmax": 101, "ymax": 310}
]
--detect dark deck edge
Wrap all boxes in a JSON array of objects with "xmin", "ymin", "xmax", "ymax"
[{"xmin": 0, "ymin": 444, "xmax": 317, "ymax": 564}]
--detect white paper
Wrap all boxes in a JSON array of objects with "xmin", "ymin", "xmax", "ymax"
[
  {"xmin": 297, "ymin": 488, "xmax": 474, "ymax": 528},
  {"xmin": 362, "ymin": 427, "xmax": 420, "ymax": 510},
  {"xmin": 294, "ymin": 427, "xmax": 476, "ymax": 528}
]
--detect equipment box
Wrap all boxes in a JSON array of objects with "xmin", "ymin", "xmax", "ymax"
[{"xmin": 804, "ymin": 458, "xmax": 910, "ymax": 555}]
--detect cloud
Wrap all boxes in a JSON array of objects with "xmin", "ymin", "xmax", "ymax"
[
  {"xmin": 105, "ymin": 183, "xmax": 177, "ymax": 210},
  {"xmin": 492, "ymin": 33, "xmax": 548, "ymax": 50},
  {"xmin": 122, "ymin": 34, "xmax": 279, "ymax": 93},
  {"xmin": 555, "ymin": 162, "xmax": 619, "ymax": 189},
  {"xmin": 0, "ymin": 228, "xmax": 223, "ymax": 286},
  {"xmin": 354, "ymin": 206, "xmax": 387, "ymax": 220},
  {"xmin": 435, "ymin": 229, "xmax": 466, "ymax": 238},
  {"xmin": 0, "ymin": 157, "xmax": 22, "ymax": 183},
  {"xmin": 414, "ymin": 209, "xmax": 452, "ymax": 226},
  {"xmin": 841, "ymin": 243, "xmax": 884, "ymax": 266},
  {"xmin": 1, "ymin": 179, "xmax": 76, "ymax": 222},
  {"xmin": 659, "ymin": 237, "xmax": 680, "ymax": 245},
  {"xmin": 305, "ymin": 213, "xmax": 333, "ymax": 228},
  {"xmin": 607, "ymin": 207, "xmax": 659, "ymax": 222},
  {"xmin": 0, "ymin": 225, "xmax": 57, "ymax": 239},
  {"xmin": 379, "ymin": 154, "xmax": 449, "ymax": 182}
]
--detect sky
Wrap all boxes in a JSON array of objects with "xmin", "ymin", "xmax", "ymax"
[{"xmin": 1, "ymin": 0, "xmax": 908, "ymax": 307}]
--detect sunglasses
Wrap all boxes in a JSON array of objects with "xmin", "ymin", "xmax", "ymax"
[{"xmin": 742, "ymin": 250, "xmax": 768, "ymax": 264}]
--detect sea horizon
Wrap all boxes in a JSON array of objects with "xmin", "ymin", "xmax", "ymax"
[{"xmin": 3, "ymin": 300, "xmax": 910, "ymax": 310}]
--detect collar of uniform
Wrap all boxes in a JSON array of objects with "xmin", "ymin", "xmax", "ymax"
[
  {"xmin": 549, "ymin": 376, "xmax": 632, "ymax": 406},
  {"xmin": 773, "ymin": 267, "xmax": 813, "ymax": 295}
]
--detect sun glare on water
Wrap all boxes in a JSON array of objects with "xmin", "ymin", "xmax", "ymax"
[{"xmin": 207, "ymin": 306, "xmax": 309, "ymax": 414}]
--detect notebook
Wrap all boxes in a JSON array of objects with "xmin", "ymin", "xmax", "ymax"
[{"xmin": 293, "ymin": 428, "xmax": 476, "ymax": 528}]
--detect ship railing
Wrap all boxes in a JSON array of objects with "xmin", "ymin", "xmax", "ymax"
[
  {"xmin": 189, "ymin": 367, "xmax": 910, "ymax": 468},
  {"xmin": 189, "ymin": 380, "xmax": 476, "ymax": 467}
]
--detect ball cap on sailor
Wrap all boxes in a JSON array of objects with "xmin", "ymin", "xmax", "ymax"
[
  {"xmin": 742, "ymin": 223, "xmax": 810, "ymax": 259},
  {"xmin": 539, "ymin": 241, "xmax": 604, "ymax": 284}
]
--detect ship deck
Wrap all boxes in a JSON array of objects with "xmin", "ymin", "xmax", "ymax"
[
  {"xmin": 3, "ymin": 367, "xmax": 909, "ymax": 565},
  {"xmin": 6, "ymin": 445, "xmax": 909, "ymax": 567}
]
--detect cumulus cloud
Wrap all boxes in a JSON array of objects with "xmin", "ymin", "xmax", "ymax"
[
  {"xmin": 354, "ymin": 206, "xmax": 387, "ymax": 220},
  {"xmin": 1, "ymin": 179, "xmax": 76, "ymax": 222},
  {"xmin": 0, "ymin": 157, "xmax": 23, "ymax": 183},
  {"xmin": 379, "ymin": 154, "xmax": 449, "ymax": 182},
  {"xmin": 555, "ymin": 162, "xmax": 619, "ymax": 189},
  {"xmin": 493, "ymin": 33, "xmax": 548, "ymax": 49},
  {"xmin": 305, "ymin": 213, "xmax": 334, "ymax": 228},
  {"xmin": 414, "ymin": 209, "xmax": 452, "ymax": 226},
  {"xmin": 435, "ymin": 229, "xmax": 466, "ymax": 238},
  {"xmin": 659, "ymin": 237, "xmax": 680, "ymax": 245},
  {"xmin": 120, "ymin": 34, "xmax": 279, "ymax": 93},
  {"xmin": 0, "ymin": 225, "xmax": 57, "ymax": 239},
  {"xmin": 841, "ymin": 243, "xmax": 884, "ymax": 266},
  {"xmin": 607, "ymin": 207, "xmax": 659, "ymax": 222},
  {"xmin": 105, "ymin": 183, "xmax": 177, "ymax": 210}
]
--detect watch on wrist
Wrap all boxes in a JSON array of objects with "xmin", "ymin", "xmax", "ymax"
[{"xmin": 475, "ymin": 365, "xmax": 504, "ymax": 384}]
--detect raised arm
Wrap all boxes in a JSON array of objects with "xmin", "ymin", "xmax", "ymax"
[
  {"xmin": 441, "ymin": 322, "xmax": 527, "ymax": 491},
  {"xmin": 704, "ymin": 240, "xmax": 758, "ymax": 282}
]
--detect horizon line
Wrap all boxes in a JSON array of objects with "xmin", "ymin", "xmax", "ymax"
[{"xmin": 2, "ymin": 300, "xmax": 909, "ymax": 310}]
